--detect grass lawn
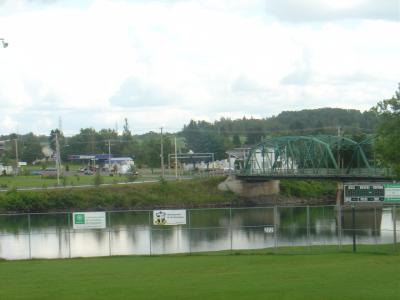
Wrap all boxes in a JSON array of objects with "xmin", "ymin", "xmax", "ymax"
[
  {"xmin": 0, "ymin": 174, "xmax": 131, "ymax": 188},
  {"xmin": 0, "ymin": 169, "xmax": 193, "ymax": 189},
  {"xmin": 0, "ymin": 252, "xmax": 399, "ymax": 300}
]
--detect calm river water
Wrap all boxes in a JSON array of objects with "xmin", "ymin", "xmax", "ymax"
[{"xmin": 1, "ymin": 206, "xmax": 399, "ymax": 260}]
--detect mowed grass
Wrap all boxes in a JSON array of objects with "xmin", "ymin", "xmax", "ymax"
[{"xmin": 0, "ymin": 252, "xmax": 399, "ymax": 300}]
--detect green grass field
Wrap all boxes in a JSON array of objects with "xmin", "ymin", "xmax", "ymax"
[
  {"xmin": 0, "ymin": 174, "xmax": 184, "ymax": 189},
  {"xmin": 1, "ymin": 252, "xmax": 399, "ymax": 300},
  {"xmin": 0, "ymin": 167, "xmax": 195, "ymax": 189}
]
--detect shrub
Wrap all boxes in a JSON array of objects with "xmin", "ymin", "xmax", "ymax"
[{"xmin": 93, "ymin": 171, "xmax": 103, "ymax": 186}]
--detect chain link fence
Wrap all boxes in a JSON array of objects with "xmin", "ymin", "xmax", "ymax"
[{"xmin": 1, "ymin": 204, "xmax": 399, "ymax": 260}]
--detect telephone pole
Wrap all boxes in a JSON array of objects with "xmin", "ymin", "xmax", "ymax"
[
  {"xmin": 174, "ymin": 137, "xmax": 178, "ymax": 179},
  {"xmin": 160, "ymin": 127, "xmax": 165, "ymax": 177},
  {"xmin": 55, "ymin": 132, "xmax": 61, "ymax": 185},
  {"xmin": 337, "ymin": 126, "xmax": 341, "ymax": 169},
  {"xmin": 14, "ymin": 139, "xmax": 19, "ymax": 176},
  {"xmin": 108, "ymin": 139, "xmax": 111, "ymax": 173},
  {"xmin": 0, "ymin": 38, "xmax": 8, "ymax": 48}
]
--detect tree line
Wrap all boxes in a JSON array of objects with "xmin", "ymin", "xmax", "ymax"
[{"xmin": 1, "ymin": 93, "xmax": 399, "ymax": 173}]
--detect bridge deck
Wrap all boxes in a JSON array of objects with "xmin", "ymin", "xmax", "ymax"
[{"xmin": 237, "ymin": 174, "xmax": 392, "ymax": 182}]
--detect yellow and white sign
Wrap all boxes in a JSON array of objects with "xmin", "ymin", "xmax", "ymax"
[{"xmin": 153, "ymin": 210, "xmax": 186, "ymax": 225}]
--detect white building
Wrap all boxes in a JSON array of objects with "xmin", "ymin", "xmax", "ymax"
[
  {"xmin": 0, "ymin": 164, "xmax": 13, "ymax": 175},
  {"xmin": 105, "ymin": 157, "xmax": 135, "ymax": 174}
]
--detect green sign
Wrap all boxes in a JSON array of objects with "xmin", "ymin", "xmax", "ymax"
[
  {"xmin": 72, "ymin": 212, "xmax": 106, "ymax": 229},
  {"xmin": 384, "ymin": 184, "xmax": 400, "ymax": 202},
  {"xmin": 74, "ymin": 213, "xmax": 85, "ymax": 224}
]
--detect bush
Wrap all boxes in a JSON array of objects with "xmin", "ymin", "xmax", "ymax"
[
  {"xmin": 93, "ymin": 171, "xmax": 103, "ymax": 186},
  {"xmin": 280, "ymin": 180, "xmax": 336, "ymax": 198},
  {"xmin": 0, "ymin": 177, "xmax": 234, "ymax": 213}
]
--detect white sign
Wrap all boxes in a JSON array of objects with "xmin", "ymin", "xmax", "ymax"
[
  {"xmin": 264, "ymin": 226, "xmax": 274, "ymax": 234},
  {"xmin": 384, "ymin": 184, "xmax": 400, "ymax": 201},
  {"xmin": 153, "ymin": 210, "xmax": 186, "ymax": 225},
  {"xmin": 73, "ymin": 212, "xmax": 106, "ymax": 229}
]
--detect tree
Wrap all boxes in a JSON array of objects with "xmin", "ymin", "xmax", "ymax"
[
  {"xmin": 21, "ymin": 133, "xmax": 43, "ymax": 163},
  {"xmin": 182, "ymin": 120, "xmax": 228, "ymax": 159},
  {"xmin": 374, "ymin": 83, "xmax": 400, "ymax": 177},
  {"xmin": 245, "ymin": 125, "xmax": 265, "ymax": 145},
  {"xmin": 232, "ymin": 133, "xmax": 241, "ymax": 147}
]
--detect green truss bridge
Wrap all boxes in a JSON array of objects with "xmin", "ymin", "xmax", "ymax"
[{"xmin": 238, "ymin": 135, "xmax": 393, "ymax": 182}]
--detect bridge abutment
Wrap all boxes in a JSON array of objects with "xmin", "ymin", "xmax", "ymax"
[
  {"xmin": 218, "ymin": 176, "xmax": 280, "ymax": 198},
  {"xmin": 336, "ymin": 181, "xmax": 344, "ymax": 205}
]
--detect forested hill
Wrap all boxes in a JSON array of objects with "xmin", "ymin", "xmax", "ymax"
[
  {"xmin": 0, "ymin": 107, "xmax": 378, "ymax": 166},
  {"xmin": 181, "ymin": 108, "xmax": 378, "ymax": 158},
  {"xmin": 210, "ymin": 108, "xmax": 377, "ymax": 136}
]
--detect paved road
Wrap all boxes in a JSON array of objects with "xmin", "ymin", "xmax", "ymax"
[{"xmin": 0, "ymin": 176, "xmax": 194, "ymax": 193}]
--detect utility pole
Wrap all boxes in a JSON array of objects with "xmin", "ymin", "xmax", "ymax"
[
  {"xmin": 160, "ymin": 127, "xmax": 165, "ymax": 177},
  {"xmin": 174, "ymin": 137, "xmax": 178, "ymax": 179},
  {"xmin": 0, "ymin": 38, "xmax": 8, "ymax": 48},
  {"xmin": 14, "ymin": 139, "xmax": 19, "ymax": 176},
  {"xmin": 108, "ymin": 139, "xmax": 111, "ymax": 173},
  {"xmin": 55, "ymin": 132, "xmax": 60, "ymax": 185}
]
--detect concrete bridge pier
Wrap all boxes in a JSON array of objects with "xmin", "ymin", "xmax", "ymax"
[
  {"xmin": 218, "ymin": 176, "xmax": 280, "ymax": 198},
  {"xmin": 336, "ymin": 182, "xmax": 344, "ymax": 205}
]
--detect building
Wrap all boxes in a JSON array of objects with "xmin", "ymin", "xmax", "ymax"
[{"xmin": 105, "ymin": 157, "xmax": 135, "ymax": 174}]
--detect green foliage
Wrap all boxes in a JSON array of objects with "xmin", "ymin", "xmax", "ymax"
[
  {"xmin": 280, "ymin": 180, "xmax": 336, "ymax": 198},
  {"xmin": 182, "ymin": 120, "xmax": 231, "ymax": 159},
  {"xmin": 0, "ymin": 177, "xmax": 235, "ymax": 213},
  {"xmin": 93, "ymin": 171, "xmax": 103, "ymax": 186},
  {"xmin": 126, "ymin": 165, "xmax": 138, "ymax": 182},
  {"xmin": 374, "ymin": 83, "xmax": 400, "ymax": 177},
  {"xmin": 232, "ymin": 133, "xmax": 241, "ymax": 147}
]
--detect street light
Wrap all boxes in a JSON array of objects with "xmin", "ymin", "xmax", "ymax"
[{"xmin": 0, "ymin": 38, "xmax": 8, "ymax": 48}]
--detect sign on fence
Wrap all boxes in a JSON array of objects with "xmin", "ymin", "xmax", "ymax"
[
  {"xmin": 73, "ymin": 212, "xmax": 106, "ymax": 229},
  {"xmin": 153, "ymin": 210, "xmax": 186, "ymax": 225},
  {"xmin": 344, "ymin": 183, "xmax": 384, "ymax": 202},
  {"xmin": 384, "ymin": 184, "xmax": 400, "ymax": 202}
]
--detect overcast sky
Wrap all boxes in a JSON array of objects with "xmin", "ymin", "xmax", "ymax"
[{"xmin": 0, "ymin": 0, "xmax": 399, "ymax": 135}]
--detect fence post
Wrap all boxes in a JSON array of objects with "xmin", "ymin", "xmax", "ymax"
[
  {"xmin": 149, "ymin": 211, "xmax": 152, "ymax": 255},
  {"xmin": 188, "ymin": 209, "xmax": 191, "ymax": 254},
  {"xmin": 337, "ymin": 203, "xmax": 342, "ymax": 249},
  {"xmin": 230, "ymin": 207, "xmax": 233, "ymax": 251},
  {"xmin": 108, "ymin": 212, "xmax": 112, "ymax": 256},
  {"xmin": 393, "ymin": 206, "xmax": 397, "ymax": 252},
  {"xmin": 274, "ymin": 205, "xmax": 278, "ymax": 250},
  {"xmin": 306, "ymin": 206, "xmax": 310, "ymax": 251},
  {"xmin": 27, "ymin": 213, "xmax": 32, "ymax": 259},
  {"xmin": 352, "ymin": 204, "xmax": 356, "ymax": 253},
  {"xmin": 68, "ymin": 213, "xmax": 72, "ymax": 258},
  {"xmin": 374, "ymin": 207, "xmax": 378, "ymax": 252}
]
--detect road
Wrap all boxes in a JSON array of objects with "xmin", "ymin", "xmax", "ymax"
[{"xmin": 0, "ymin": 176, "xmax": 194, "ymax": 192}]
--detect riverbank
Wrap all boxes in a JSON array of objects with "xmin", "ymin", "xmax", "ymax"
[
  {"xmin": 0, "ymin": 177, "xmax": 337, "ymax": 213},
  {"xmin": 0, "ymin": 177, "xmax": 237, "ymax": 213},
  {"xmin": 1, "ymin": 251, "xmax": 399, "ymax": 300}
]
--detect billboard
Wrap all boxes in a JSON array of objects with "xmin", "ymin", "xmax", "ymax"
[
  {"xmin": 73, "ymin": 212, "xmax": 106, "ymax": 229},
  {"xmin": 384, "ymin": 184, "xmax": 400, "ymax": 202},
  {"xmin": 153, "ymin": 210, "xmax": 186, "ymax": 225}
]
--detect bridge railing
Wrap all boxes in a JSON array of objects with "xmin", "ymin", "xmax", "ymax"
[{"xmin": 240, "ymin": 167, "xmax": 393, "ymax": 178}]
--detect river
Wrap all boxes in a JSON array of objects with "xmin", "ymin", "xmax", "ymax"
[{"xmin": 0, "ymin": 206, "xmax": 399, "ymax": 260}]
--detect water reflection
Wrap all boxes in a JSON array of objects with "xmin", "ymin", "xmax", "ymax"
[{"xmin": 0, "ymin": 206, "xmax": 398, "ymax": 260}]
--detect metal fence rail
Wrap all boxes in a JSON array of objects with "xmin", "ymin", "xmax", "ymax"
[{"xmin": 0, "ymin": 205, "xmax": 399, "ymax": 260}]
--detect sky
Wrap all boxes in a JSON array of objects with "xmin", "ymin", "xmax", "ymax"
[{"xmin": 0, "ymin": 0, "xmax": 399, "ymax": 135}]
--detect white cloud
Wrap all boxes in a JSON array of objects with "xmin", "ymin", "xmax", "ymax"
[
  {"xmin": 0, "ymin": 0, "xmax": 399, "ymax": 134},
  {"xmin": 264, "ymin": 0, "xmax": 400, "ymax": 22}
]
